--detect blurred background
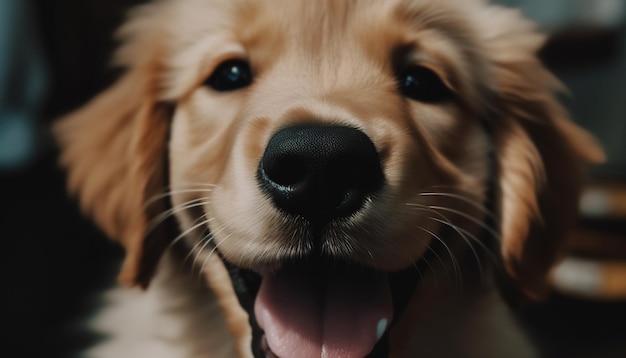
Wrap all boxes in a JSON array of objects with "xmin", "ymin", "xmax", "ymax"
[{"xmin": 0, "ymin": 0, "xmax": 624, "ymax": 357}]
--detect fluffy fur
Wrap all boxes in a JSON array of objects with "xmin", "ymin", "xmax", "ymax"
[{"xmin": 55, "ymin": 0, "xmax": 604, "ymax": 357}]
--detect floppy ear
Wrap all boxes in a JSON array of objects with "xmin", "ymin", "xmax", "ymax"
[
  {"xmin": 481, "ymin": 7, "xmax": 605, "ymax": 298},
  {"xmin": 54, "ymin": 6, "xmax": 171, "ymax": 287}
]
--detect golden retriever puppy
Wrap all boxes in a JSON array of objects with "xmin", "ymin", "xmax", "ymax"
[{"xmin": 55, "ymin": 0, "xmax": 604, "ymax": 357}]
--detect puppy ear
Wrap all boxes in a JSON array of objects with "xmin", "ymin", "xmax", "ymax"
[
  {"xmin": 483, "ymin": 8, "xmax": 605, "ymax": 298},
  {"xmin": 54, "ymin": 6, "xmax": 171, "ymax": 287},
  {"xmin": 493, "ymin": 108, "xmax": 604, "ymax": 299}
]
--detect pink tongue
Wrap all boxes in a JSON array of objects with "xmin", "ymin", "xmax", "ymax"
[{"xmin": 254, "ymin": 265, "xmax": 393, "ymax": 358}]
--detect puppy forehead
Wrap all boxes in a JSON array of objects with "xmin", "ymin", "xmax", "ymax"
[
  {"xmin": 238, "ymin": 0, "xmax": 476, "ymax": 57},
  {"xmin": 162, "ymin": 0, "xmax": 484, "ymax": 101}
]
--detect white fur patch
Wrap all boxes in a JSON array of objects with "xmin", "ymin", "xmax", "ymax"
[{"xmin": 82, "ymin": 254, "xmax": 236, "ymax": 358}]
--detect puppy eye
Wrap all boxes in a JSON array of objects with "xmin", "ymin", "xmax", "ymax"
[
  {"xmin": 205, "ymin": 59, "xmax": 253, "ymax": 92},
  {"xmin": 397, "ymin": 66, "xmax": 452, "ymax": 103}
]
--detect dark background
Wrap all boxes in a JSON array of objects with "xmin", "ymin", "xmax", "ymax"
[
  {"xmin": 0, "ymin": 1, "xmax": 624, "ymax": 357},
  {"xmin": 1, "ymin": 1, "xmax": 144, "ymax": 357}
]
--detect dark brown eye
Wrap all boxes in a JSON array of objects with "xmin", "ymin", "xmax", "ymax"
[
  {"xmin": 205, "ymin": 59, "xmax": 253, "ymax": 92},
  {"xmin": 397, "ymin": 66, "xmax": 452, "ymax": 103}
]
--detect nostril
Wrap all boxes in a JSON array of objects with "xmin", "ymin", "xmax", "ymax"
[
  {"xmin": 261, "ymin": 154, "xmax": 308, "ymax": 189},
  {"xmin": 332, "ymin": 187, "xmax": 361, "ymax": 216}
]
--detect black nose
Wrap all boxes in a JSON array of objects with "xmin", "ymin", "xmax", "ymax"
[{"xmin": 257, "ymin": 124, "xmax": 384, "ymax": 226}]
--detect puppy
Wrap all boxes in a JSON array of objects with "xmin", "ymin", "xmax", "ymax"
[{"xmin": 55, "ymin": 0, "xmax": 604, "ymax": 357}]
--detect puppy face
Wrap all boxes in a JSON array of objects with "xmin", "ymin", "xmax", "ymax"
[
  {"xmin": 169, "ymin": 0, "xmax": 488, "ymax": 272},
  {"xmin": 55, "ymin": 0, "xmax": 604, "ymax": 357}
]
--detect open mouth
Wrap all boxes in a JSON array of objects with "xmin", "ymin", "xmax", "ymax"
[
  {"xmin": 221, "ymin": 255, "xmax": 424, "ymax": 358},
  {"xmin": 255, "ymin": 260, "xmax": 392, "ymax": 358}
]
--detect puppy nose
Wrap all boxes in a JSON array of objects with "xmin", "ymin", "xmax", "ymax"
[{"xmin": 257, "ymin": 124, "xmax": 384, "ymax": 225}]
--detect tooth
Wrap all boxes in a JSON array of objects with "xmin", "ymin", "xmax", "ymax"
[{"xmin": 376, "ymin": 318, "xmax": 388, "ymax": 341}]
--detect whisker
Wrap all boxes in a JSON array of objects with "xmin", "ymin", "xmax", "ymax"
[
  {"xmin": 147, "ymin": 198, "xmax": 211, "ymax": 233},
  {"xmin": 199, "ymin": 232, "xmax": 234, "ymax": 277},
  {"xmin": 426, "ymin": 205, "xmax": 501, "ymax": 242},
  {"xmin": 184, "ymin": 229, "xmax": 215, "ymax": 267},
  {"xmin": 190, "ymin": 221, "xmax": 230, "ymax": 270},
  {"xmin": 419, "ymin": 192, "xmax": 497, "ymax": 221},
  {"xmin": 190, "ymin": 231, "xmax": 225, "ymax": 284},
  {"xmin": 425, "ymin": 185, "xmax": 487, "ymax": 198},
  {"xmin": 431, "ymin": 216, "xmax": 486, "ymax": 282},
  {"xmin": 166, "ymin": 214, "xmax": 213, "ymax": 252},
  {"xmin": 415, "ymin": 226, "xmax": 462, "ymax": 288},
  {"xmin": 415, "ymin": 204, "xmax": 491, "ymax": 277},
  {"xmin": 159, "ymin": 182, "xmax": 219, "ymax": 190},
  {"xmin": 398, "ymin": 240, "xmax": 438, "ymax": 287},
  {"xmin": 143, "ymin": 188, "xmax": 215, "ymax": 208},
  {"xmin": 429, "ymin": 217, "xmax": 498, "ymax": 265},
  {"xmin": 409, "ymin": 203, "xmax": 486, "ymax": 281}
]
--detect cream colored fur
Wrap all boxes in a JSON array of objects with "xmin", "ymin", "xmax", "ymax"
[{"xmin": 55, "ymin": 0, "xmax": 604, "ymax": 357}]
